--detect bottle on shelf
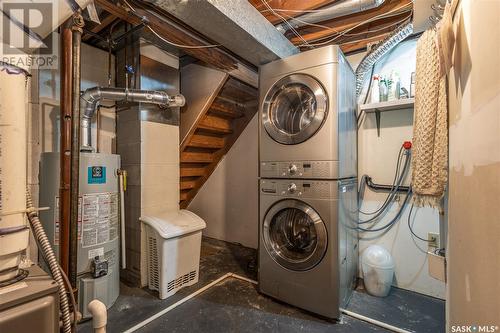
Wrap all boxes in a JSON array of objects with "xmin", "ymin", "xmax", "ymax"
[
  {"xmin": 410, "ymin": 72, "xmax": 416, "ymax": 98},
  {"xmin": 389, "ymin": 71, "xmax": 401, "ymax": 100},
  {"xmin": 371, "ymin": 75, "xmax": 380, "ymax": 103},
  {"xmin": 379, "ymin": 76, "xmax": 388, "ymax": 102}
]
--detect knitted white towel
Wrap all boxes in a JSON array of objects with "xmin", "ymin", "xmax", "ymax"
[{"xmin": 411, "ymin": 29, "xmax": 448, "ymax": 209}]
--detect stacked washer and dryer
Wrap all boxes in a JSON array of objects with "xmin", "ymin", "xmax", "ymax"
[{"xmin": 258, "ymin": 45, "xmax": 359, "ymax": 319}]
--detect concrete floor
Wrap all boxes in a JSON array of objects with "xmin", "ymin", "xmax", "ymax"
[{"xmin": 79, "ymin": 237, "xmax": 445, "ymax": 333}]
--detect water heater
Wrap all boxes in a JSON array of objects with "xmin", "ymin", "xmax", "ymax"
[{"xmin": 39, "ymin": 152, "xmax": 120, "ymax": 318}]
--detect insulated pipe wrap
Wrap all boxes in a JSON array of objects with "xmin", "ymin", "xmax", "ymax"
[{"xmin": 277, "ymin": 0, "xmax": 385, "ymax": 32}]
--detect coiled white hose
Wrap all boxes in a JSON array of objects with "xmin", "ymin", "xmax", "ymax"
[{"xmin": 26, "ymin": 189, "xmax": 72, "ymax": 333}]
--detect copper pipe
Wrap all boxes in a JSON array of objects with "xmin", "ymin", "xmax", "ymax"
[
  {"xmin": 69, "ymin": 13, "xmax": 85, "ymax": 288},
  {"xmin": 59, "ymin": 20, "xmax": 73, "ymax": 277}
]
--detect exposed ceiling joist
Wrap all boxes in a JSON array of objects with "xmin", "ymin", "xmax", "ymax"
[
  {"xmin": 248, "ymin": 0, "xmax": 413, "ymax": 53},
  {"xmin": 248, "ymin": 0, "xmax": 338, "ymax": 25},
  {"xmin": 289, "ymin": 0, "xmax": 412, "ymax": 44},
  {"xmin": 94, "ymin": 0, "xmax": 258, "ymax": 87},
  {"xmin": 82, "ymin": 13, "xmax": 117, "ymax": 41},
  {"xmin": 340, "ymin": 32, "xmax": 390, "ymax": 53},
  {"xmin": 308, "ymin": 10, "xmax": 411, "ymax": 50}
]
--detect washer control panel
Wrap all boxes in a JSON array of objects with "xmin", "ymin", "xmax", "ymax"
[
  {"xmin": 260, "ymin": 161, "xmax": 338, "ymax": 179},
  {"xmin": 260, "ymin": 179, "xmax": 337, "ymax": 199}
]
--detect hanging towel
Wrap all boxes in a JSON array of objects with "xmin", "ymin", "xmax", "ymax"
[{"xmin": 411, "ymin": 28, "xmax": 448, "ymax": 209}]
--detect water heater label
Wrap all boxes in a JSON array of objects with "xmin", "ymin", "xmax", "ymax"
[
  {"xmin": 81, "ymin": 192, "xmax": 119, "ymax": 248},
  {"xmin": 54, "ymin": 196, "xmax": 83, "ymax": 245},
  {"xmin": 88, "ymin": 166, "xmax": 106, "ymax": 184},
  {"xmin": 88, "ymin": 247, "xmax": 104, "ymax": 259}
]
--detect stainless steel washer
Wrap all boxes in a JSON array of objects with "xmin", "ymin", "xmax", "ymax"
[
  {"xmin": 259, "ymin": 45, "xmax": 357, "ymax": 180},
  {"xmin": 258, "ymin": 179, "xmax": 358, "ymax": 319}
]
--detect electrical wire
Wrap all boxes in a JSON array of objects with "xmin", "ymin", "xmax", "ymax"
[
  {"xmin": 120, "ymin": 0, "xmax": 221, "ymax": 49},
  {"xmin": 259, "ymin": 0, "xmax": 311, "ymax": 46},
  {"xmin": 280, "ymin": 10, "xmax": 412, "ymax": 39},
  {"xmin": 407, "ymin": 204, "xmax": 432, "ymax": 242},
  {"xmin": 300, "ymin": 3, "xmax": 413, "ymax": 46},
  {"xmin": 146, "ymin": 26, "xmax": 221, "ymax": 49}
]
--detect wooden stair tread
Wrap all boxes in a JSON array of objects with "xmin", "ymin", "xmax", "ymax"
[
  {"xmin": 180, "ymin": 152, "xmax": 213, "ymax": 163},
  {"xmin": 198, "ymin": 115, "xmax": 233, "ymax": 134},
  {"xmin": 187, "ymin": 134, "xmax": 225, "ymax": 149},
  {"xmin": 180, "ymin": 179, "xmax": 198, "ymax": 190},
  {"xmin": 180, "ymin": 166, "xmax": 207, "ymax": 177},
  {"xmin": 209, "ymin": 101, "xmax": 244, "ymax": 119},
  {"xmin": 180, "ymin": 191, "xmax": 190, "ymax": 201},
  {"xmin": 219, "ymin": 78, "xmax": 258, "ymax": 102}
]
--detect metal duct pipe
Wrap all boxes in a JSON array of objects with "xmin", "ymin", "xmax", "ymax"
[
  {"xmin": 80, "ymin": 87, "xmax": 185, "ymax": 152},
  {"xmin": 276, "ymin": 0, "xmax": 385, "ymax": 33},
  {"xmin": 355, "ymin": 22, "xmax": 413, "ymax": 97}
]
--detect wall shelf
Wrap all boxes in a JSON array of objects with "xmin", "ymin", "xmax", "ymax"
[
  {"xmin": 360, "ymin": 98, "xmax": 414, "ymax": 113},
  {"xmin": 359, "ymin": 98, "xmax": 415, "ymax": 136}
]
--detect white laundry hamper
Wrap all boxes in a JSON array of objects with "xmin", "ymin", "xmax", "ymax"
[{"xmin": 140, "ymin": 210, "xmax": 206, "ymax": 299}]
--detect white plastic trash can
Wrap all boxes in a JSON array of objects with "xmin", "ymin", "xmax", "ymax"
[
  {"xmin": 361, "ymin": 245, "xmax": 395, "ymax": 297},
  {"xmin": 140, "ymin": 210, "xmax": 206, "ymax": 299}
]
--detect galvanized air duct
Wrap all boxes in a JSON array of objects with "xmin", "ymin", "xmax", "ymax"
[
  {"xmin": 276, "ymin": 0, "xmax": 386, "ymax": 33},
  {"xmin": 80, "ymin": 87, "xmax": 185, "ymax": 151},
  {"xmin": 355, "ymin": 22, "xmax": 413, "ymax": 97}
]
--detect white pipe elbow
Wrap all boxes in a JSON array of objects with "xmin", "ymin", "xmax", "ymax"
[{"xmin": 87, "ymin": 300, "xmax": 107, "ymax": 333}]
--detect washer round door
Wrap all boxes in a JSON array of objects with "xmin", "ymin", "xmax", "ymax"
[
  {"xmin": 262, "ymin": 74, "xmax": 328, "ymax": 145},
  {"xmin": 263, "ymin": 199, "xmax": 328, "ymax": 271}
]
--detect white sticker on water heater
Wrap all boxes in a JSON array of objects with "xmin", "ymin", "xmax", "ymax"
[
  {"xmin": 81, "ymin": 192, "xmax": 119, "ymax": 248},
  {"xmin": 88, "ymin": 247, "xmax": 104, "ymax": 259}
]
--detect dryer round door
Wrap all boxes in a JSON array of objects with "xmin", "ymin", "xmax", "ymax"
[
  {"xmin": 263, "ymin": 199, "xmax": 327, "ymax": 271},
  {"xmin": 262, "ymin": 74, "xmax": 328, "ymax": 145}
]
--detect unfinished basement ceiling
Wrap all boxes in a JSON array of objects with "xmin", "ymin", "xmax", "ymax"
[
  {"xmin": 143, "ymin": 0, "xmax": 298, "ymax": 66},
  {"xmin": 248, "ymin": 0, "xmax": 414, "ymax": 54}
]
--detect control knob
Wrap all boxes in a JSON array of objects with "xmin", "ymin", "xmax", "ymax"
[
  {"xmin": 288, "ymin": 164, "xmax": 298, "ymax": 175},
  {"xmin": 287, "ymin": 183, "xmax": 297, "ymax": 194}
]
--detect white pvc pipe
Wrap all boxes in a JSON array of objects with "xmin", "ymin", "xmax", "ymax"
[
  {"xmin": 340, "ymin": 308, "xmax": 412, "ymax": 333},
  {"xmin": 123, "ymin": 273, "xmax": 255, "ymax": 333},
  {"xmin": 88, "ymin": 299, "xmax": 107, "ymax": 333},
  {"xmin": 119, "ymin": 171, "xmax": 126, "ymax": 269}
]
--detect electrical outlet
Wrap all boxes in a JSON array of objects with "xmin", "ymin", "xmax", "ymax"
[{"xmin": 428, "ymin": 232, "xmax": 440, "ymax": 248}]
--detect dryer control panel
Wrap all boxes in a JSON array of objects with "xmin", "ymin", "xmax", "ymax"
[
  {"xmin": 260, "ymin": 179, "xmax": 338, "ymax": 199},
  {"xmin": 260, "ymin": 161, "xmax": 339, "ymax": 179}
]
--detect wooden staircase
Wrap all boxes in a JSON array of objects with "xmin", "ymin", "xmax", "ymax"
[{"xmin": 180, "ymin": 76, "xmax": 258, "ymax": 208}]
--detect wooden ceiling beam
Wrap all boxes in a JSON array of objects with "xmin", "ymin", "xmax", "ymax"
[
  {"xmin": 339, "ymin": 32, "xmax": 391, "ymax": 53},
  {"xmin": 288, "ymin": 0, "xmax": 412, "ymax": 44},
  {"xmin": 94, "ymin": 0, "xmax": 257, "ymax": 87},
  {"xmin": 82, "ymin": 13, "xmax": 118, "ymax": 42},
  {"xmin": 332, "ymin": 10, "xmax": 411, "ymax": 45},
  {"xmin": 248, "ymin": 0, "xmax": 338, "ymax": 25}
]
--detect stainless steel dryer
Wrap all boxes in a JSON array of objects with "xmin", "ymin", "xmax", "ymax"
[
  {"xmin": 258, "ymin": 178, "xmax": 358, "ymax": 319},
  {"xmin": 259, "ymin": 45, "xmax": 357, "ymax": 180}
]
